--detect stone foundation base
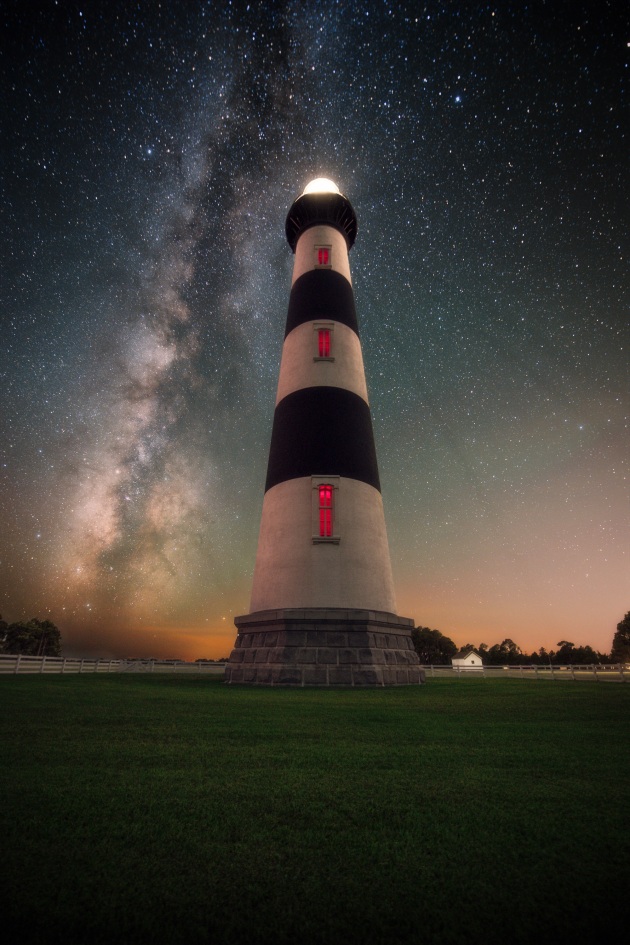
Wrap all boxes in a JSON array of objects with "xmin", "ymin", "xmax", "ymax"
[{"xmin": 225, "ymin": 609, "xmax": 425, "ymax": 687}]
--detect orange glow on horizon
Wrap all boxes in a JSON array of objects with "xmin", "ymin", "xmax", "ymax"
[{"xmin": 57, "ymin": 614, "xmax": 238, "ymax": 661}]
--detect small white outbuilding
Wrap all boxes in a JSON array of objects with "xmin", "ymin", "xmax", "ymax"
[{"xmin": 452, "ymin": 649, "xmax": 484, "ymax": 671}]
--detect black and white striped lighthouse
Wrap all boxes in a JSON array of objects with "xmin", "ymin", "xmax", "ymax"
[{"xmin": 225, "ymin": 179, "xmax": 424, "ymax": 686}]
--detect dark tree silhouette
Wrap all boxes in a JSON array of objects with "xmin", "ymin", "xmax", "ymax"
[
  {"xmin": 2, "ymin": 619, "xmax": 61, "ymax": 656},
  {"xmin": 554, "ymin": 640, "xmax": 604, "ymax": 664},
  {"xmin": 485, "ymin": 638, "xmax": 522, "ymax": 665},
  {"xmin": 555, "ymin": 641, "xmax": 576, "ymax": 663},
  {"xmin": 611, "ymin": 612, "xmax": 630, "ymax": 664},
  {"xmin": 411, "ymin": 627, "xmax": 457, "ymax": 664}
]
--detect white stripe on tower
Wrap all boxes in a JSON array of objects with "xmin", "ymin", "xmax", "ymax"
[
  {"xmin": 291, "ymin": 223, "xmax": 352, "ymax": 286},
  {"xmin": 249, "ymin": 178, "xmax": 397, "ymax": 615}
]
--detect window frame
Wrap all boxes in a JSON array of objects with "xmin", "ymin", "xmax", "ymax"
[
  {"xmin": 313, "ymin": 321, "xmax": 335, "ymax": 362},
  {"xmin": 318, "ymin": 484, "xmax": 333, "ymax": 538},
  {"xmin": 314, "ymin": 244, "xmax": 332, "ymax": 269},
  {"xmin": 312, "ymin": 476, "xmax": 340, "ymax": 544}
]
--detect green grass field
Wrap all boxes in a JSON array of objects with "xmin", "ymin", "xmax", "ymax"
[{"xmin": 1, "ymin": 675, "xmax": 628, "ymax": 944}]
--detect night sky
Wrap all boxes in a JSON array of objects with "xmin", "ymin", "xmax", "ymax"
[{"xmin": 2, "ymin": 1, "xmax": 628, "ymax": 659}]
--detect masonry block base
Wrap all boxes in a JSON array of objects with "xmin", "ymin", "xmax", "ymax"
[{"xmin": 225, "ymin": 609, "xmax": 425, "ymax": 687}]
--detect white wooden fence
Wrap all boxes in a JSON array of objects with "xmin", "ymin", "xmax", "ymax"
[
  {"xmin": 0, "ymin": 655, "xmax": 227, "ymax": 676},
  {"xmin": 0, "ymin": 655, "xmax": 626, "ymax": 681},
  {"xmin": 422, "ymin": 663, "xmax": 628, "ymax": 682}
]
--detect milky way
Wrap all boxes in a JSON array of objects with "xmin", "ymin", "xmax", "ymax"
[{"xmin": 2, "ymin": 1, "xmax": 628, "ymax": 657}]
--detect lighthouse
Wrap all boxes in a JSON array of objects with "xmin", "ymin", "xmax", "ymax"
[{"xmin": 225, "ymin": 179, "xmax": 424, "ymax": 686}]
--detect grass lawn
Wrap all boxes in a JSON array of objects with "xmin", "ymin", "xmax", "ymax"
[{"xmin": 0, "ymin": 675, "xmax": 628, "ymax": 944}]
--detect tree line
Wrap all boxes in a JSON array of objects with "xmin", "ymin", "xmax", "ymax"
[
  {"xmin": 412, "ymin": 611, "xmax": 630, "ymax": 666},
  {"xmin": 0, "ymin": 617, "xmax": 62, "ymax": 657},
  {"xmin": 2, "ymin": 612, "xmax": 629, "ymax": 665}
]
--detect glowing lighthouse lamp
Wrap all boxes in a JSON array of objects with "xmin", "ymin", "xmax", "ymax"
[{"xmin": 225, "ymin": 178, "xmax": 424, "ymax": 686}]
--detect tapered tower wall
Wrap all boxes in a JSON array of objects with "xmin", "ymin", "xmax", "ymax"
[{"xmin": 249, "ymin": 219, "xmax": 397, "ymax": 615}]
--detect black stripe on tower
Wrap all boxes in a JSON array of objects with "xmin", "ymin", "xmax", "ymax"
[
  {"xmin": 285, "ymin": 270, "xmax": 359, "ymax": 338},
  {"xmin": 265, "ymin": 387, "xmax": 381, "ymax": 493}
]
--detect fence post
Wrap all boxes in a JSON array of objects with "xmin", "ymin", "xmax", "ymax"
[
  {"xmin": 40, "ymin": 656, "xmax": 46, "ymax": 674},
  {"xmin": 79, "ymin": 659, "xmax": 84, "ymax": 674},
  {"xmin": 61, "ymin": 658, "xmax": 67, "ymax": 674},
  {"xmin": 14, "ymin": 655, "xmax": 21, "ymax": 675},
  {"xmin": 534, "ymin": 665, "xmax": 539, "ymax": 680},
  {"xmin": 570, "ymin": 665, "xmax": 575, "ymax": 680}
]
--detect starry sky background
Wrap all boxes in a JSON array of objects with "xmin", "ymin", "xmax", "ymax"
[{"xmin": 2, "ymin": 0, "xmax": 628, "ymax": 659}]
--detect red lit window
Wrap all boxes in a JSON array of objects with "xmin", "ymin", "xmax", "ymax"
[
  {"xmin": 316, "ymin": 246, "xmax": 330, "ymax": 266},
  {"xmin": 318, "ymin": 484, "xmax": 333, "ymax": 537},
  {"xmin": 318, "ymin": 328, "xmax": 331, "ymax": 358}
]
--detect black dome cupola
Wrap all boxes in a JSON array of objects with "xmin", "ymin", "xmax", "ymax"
[{"xmin": 285, "ymin": 178, "xmax": 358, "ymax": 252}]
